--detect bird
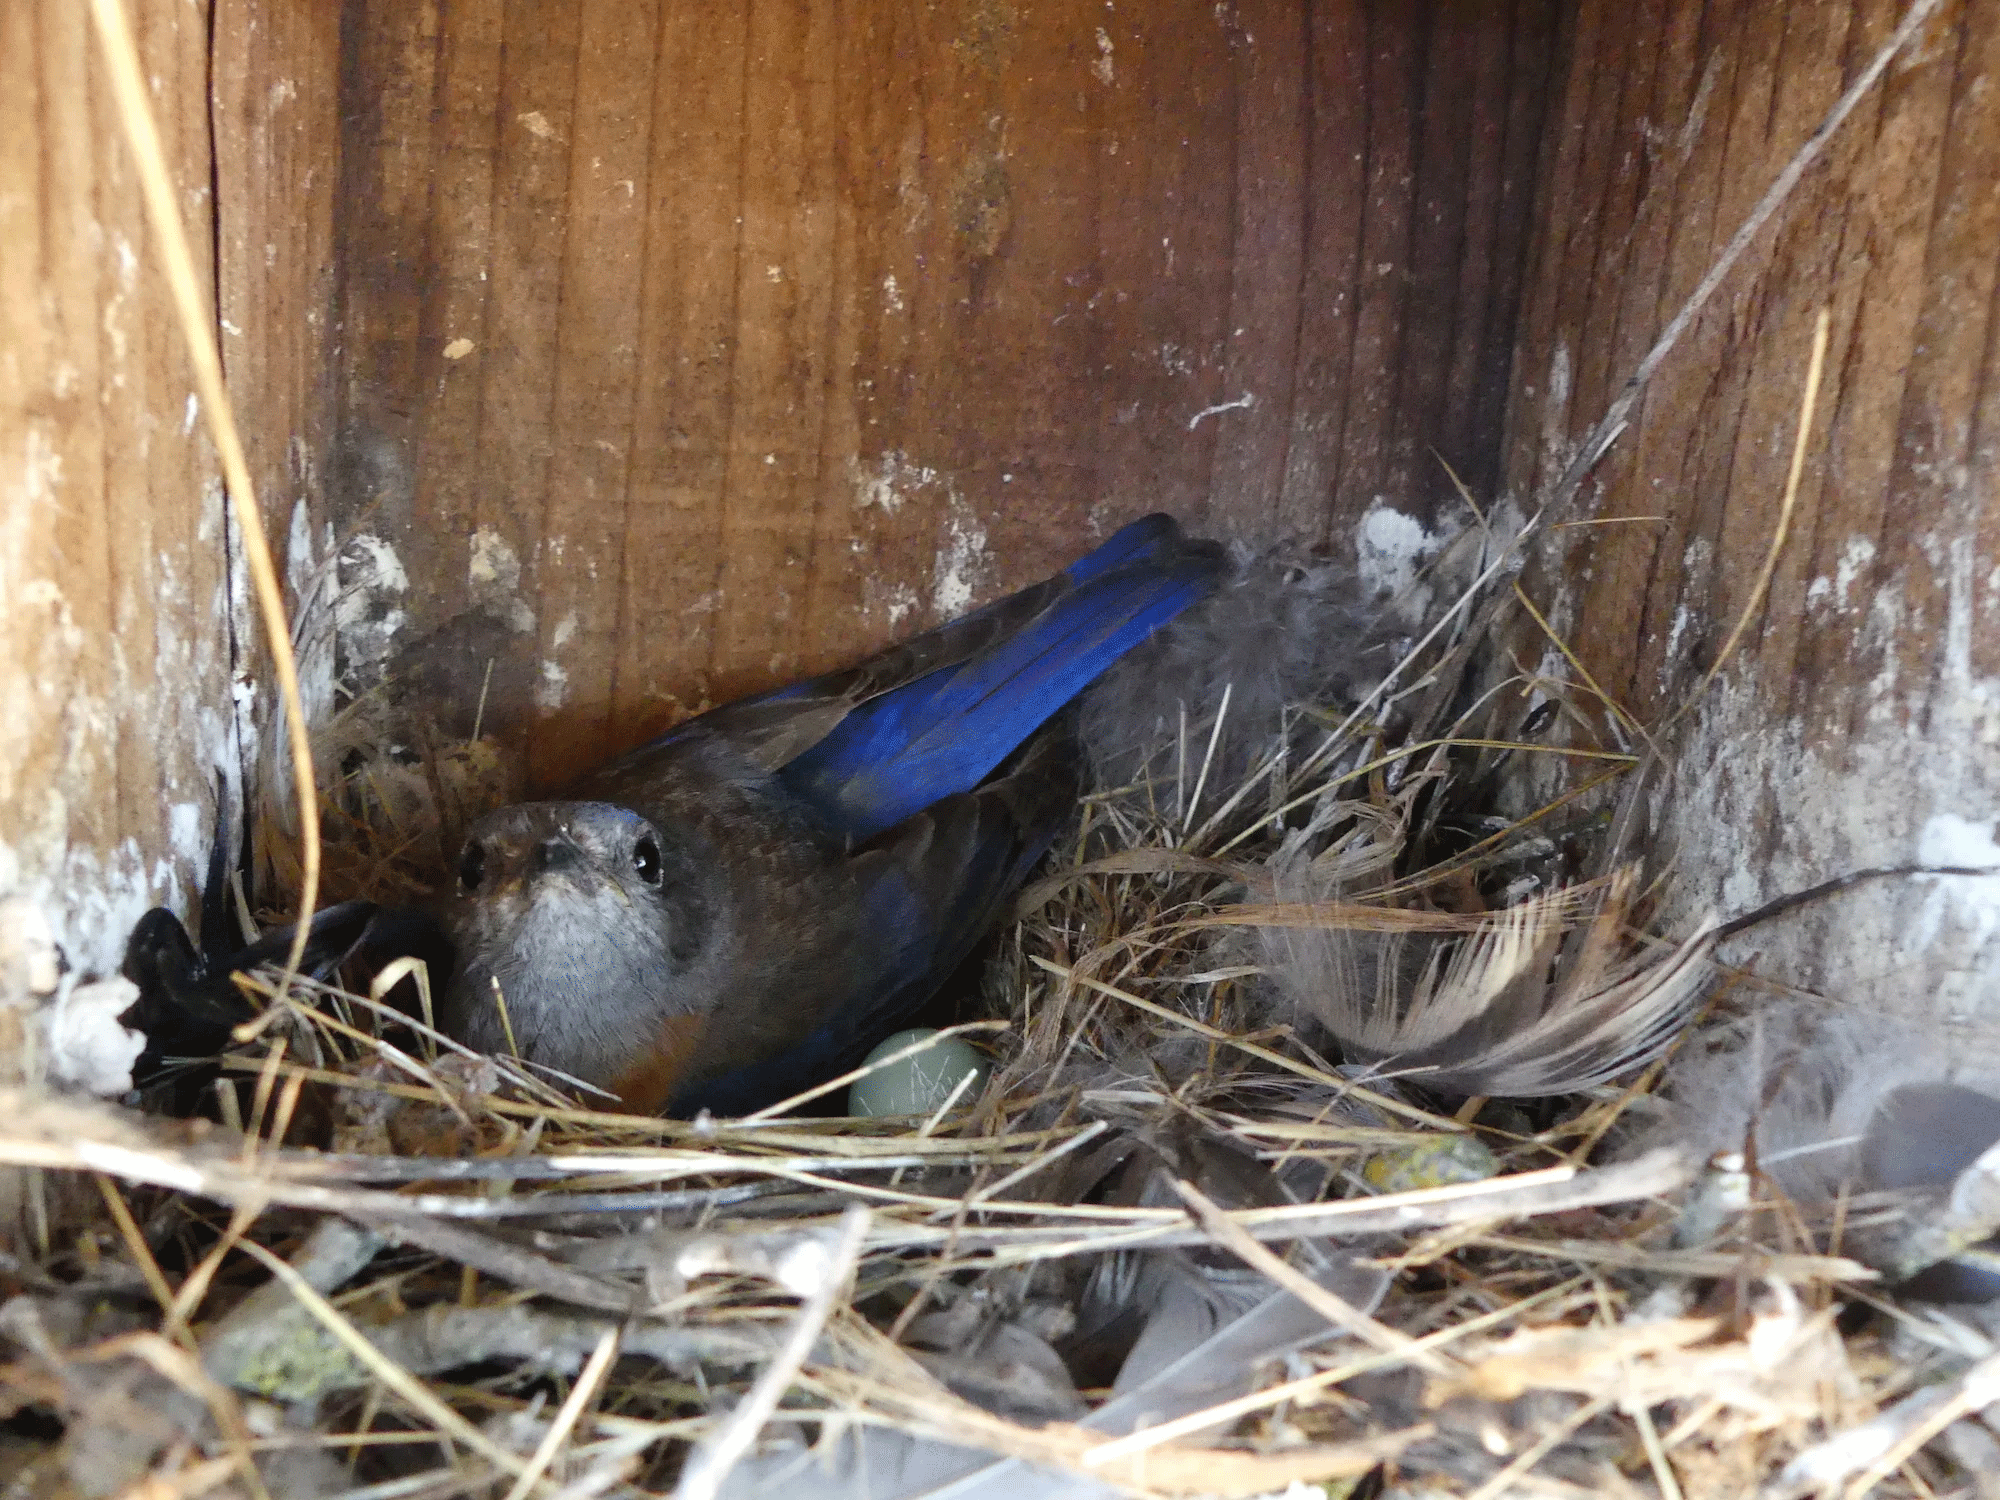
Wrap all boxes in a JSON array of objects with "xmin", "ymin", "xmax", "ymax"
[{"xmin": 434, "ymin": 514, "xmax": 1223, "ymax": 1117}]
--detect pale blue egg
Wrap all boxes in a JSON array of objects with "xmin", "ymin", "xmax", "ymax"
[{"xmin": 849, "ymin": 1029, "xmax": 990, "ymax": 1117}]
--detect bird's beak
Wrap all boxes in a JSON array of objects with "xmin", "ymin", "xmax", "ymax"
[{"xmin": 532, "ymin": 836, "xmax": 585, "ymax": 878}]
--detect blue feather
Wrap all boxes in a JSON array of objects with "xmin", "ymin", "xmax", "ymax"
[
  {"xmin": 1061, "ymin": 512, "xmax": 1183, "ymax": 583},
  {"xmin": 779, "ymin": 523, "xmax": 1218, "ymax": 838},
  {"xmin": 630, "ymin": 515, "xmax": 1206, "ymax": 782}
]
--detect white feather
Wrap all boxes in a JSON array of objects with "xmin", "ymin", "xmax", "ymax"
[{"xmin": 1258, "ymin": 865, "xmax": 1720, "ymax": 1098}]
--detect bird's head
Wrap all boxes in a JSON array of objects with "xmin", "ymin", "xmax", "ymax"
[{"xmin": 437, "ymin": 800, "xmax": 717, "ymax": 1090}]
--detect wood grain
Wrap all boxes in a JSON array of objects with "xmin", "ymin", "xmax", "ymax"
[
  {"xmin": 3, "ymin": 3, "xmax": 232, "ymax": 971},
  {"xmin": 329, "ymin": 0, "xmax": 1558, "ymax": 790},
  {"xmin": 0, "ymin": 0, "xmax": 339, "ymax": 970},
  {"xmin": 20, "ymin": 0, "xmax": 1992, "ymax": 1041},
  {"xmin": 1498, "ymin": 0, "xmax": 2000, "ymax": 1023}
]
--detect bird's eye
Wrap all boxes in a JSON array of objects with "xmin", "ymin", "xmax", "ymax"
[
  {"xmin": 632, "ymin": 834, "xmax": 663, "ymax": 886},
  {"xmin": 458, "ymin": 840, "xmax": 486, "ymax": 892}
]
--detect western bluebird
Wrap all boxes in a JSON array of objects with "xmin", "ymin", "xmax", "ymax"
[{"xmin": 437, "ymin": 514, "xmax": 1222, "ymax": 1115}]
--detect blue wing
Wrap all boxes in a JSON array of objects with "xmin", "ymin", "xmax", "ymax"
[
  {"xmin": 776, "ymin": 515, "xmax": 1221, "ymax": 839},
  {"xmin": 631, "ymin": 513, "xmax": 1220, "ymax": 842}
]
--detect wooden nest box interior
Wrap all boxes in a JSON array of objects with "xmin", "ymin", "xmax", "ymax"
[{"xmin": 4, "ymin": 0, "xmax": 1998, "ymax": 1026}]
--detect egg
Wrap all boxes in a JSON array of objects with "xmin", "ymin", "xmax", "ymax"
[{"xmin": 848, "ymin": 1029, "xmax": 990, "ymax": 1118}]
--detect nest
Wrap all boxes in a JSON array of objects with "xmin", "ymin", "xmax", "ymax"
[
  {"xmin": 2, "ymin": 518, "xmax": 1995, "ymax": 1500},
  {"xmin": 14, "ymin": 7, "xmax": 1990, "ymax": 1493}
]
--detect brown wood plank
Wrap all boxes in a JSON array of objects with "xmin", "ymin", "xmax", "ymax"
[
  {"xmin": 611, "ymin": 0, "xmax": 752, "ymax": 742},
  {"xmin": 329, "ymin": 0, "xmax": 441, "ymax": 530},
  {"xmin": 0, "ymin": 0, "xmax": 264, "ymax": 973},
  {"xmin": 1498, "ymin": 0, "xmax": 1593, "ymax": 498},
  {"xmin": 701, "ymin": 0, "xmax": 842, "ymax": 710},
  {"xmin": 1433, "ymin": 0, "xmax": 1517, "ymax": 509},
  {"xmin": 1207, "ymin": 0, "xmax": 1309, "ymax": 543},
  {"xmin": 46, "ymin": 5, "xmax": 119, "ymax": 864},
  {"xmin": 1327, "ymin": 5, "xmax": 1421, "ymax": 528},
  {"xmin": 324, "ymin": 0, "xmax": 1558, "ymax": 791},
  {"xmin": 409, "ymin": 0, "xmax": 507, "ymax": 563},
  {"xmin": 799, "ymin": 0, "xmax": 949, "ymax": 673},
  {"xmin": 1090, "ymin": 7, "xmax": 1233, "ymax": 538},
  {"xmin": 1275, "ymin": 0, "xmax": 1367, "ymax": 539},
  {"xmin": 1498, "ymin": 0, "xmax": 2000, "ymax": 1023},
  {"xmin": 1394, "ymin": 4, "xmax": 1486, "ymax": 523},
  {"xmin": 1869, "ymin": 6, "xmax": 2000, "ymax": 702},
  {"xmin": 1576, "ymin": 5, "xmax": 1746, "ymax": 718},
  {"xmin": 1587, "ymin": 4, "xmax": 1754, "ymax": 715},
  {"xmin": 215, "ymin": 0, "xmax": 342, "ymax": 722},
  {"xmin": 529, "ymin": 0, "xmax": 663, "ymax": 786},
  {"xmin": 1463, "ymin": 0, "xmax": 1561, "ymax": 508},
  {"xmin": 451, "ymin": 0, "xmax": 581, "ymax": 777},
  {"xmin": 1562, "ymin": 0, "xmax": 1670, "ymax": 453}
]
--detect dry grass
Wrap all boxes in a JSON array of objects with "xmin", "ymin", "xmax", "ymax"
[{"xmin": 0, "ymin": 534, "xmax": 1986, "ymax": 1500}]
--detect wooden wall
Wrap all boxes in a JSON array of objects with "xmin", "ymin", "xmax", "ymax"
[
  {"xmin": 0, "ymin": 0, "xmax": 338, "ymax": 974},
  {"xmin": 4, "ymin": 5, "xmax": 206, "ymax": 971},
  {"xmin": 31, "ymin": 0, "xmax": 1992, "ymax": 1030},
  {"xmin": 329, "ymin": 0, "xmax": 1561, "ymax": 789},
  {"xmin": 216, "ymin": 0, "xmax": 346, "ymax": 649},
  {"xmin": 1499, "ymin": 0, "xmax": 2000, "ymax": 1025}
]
